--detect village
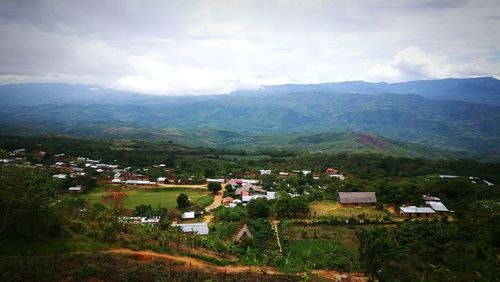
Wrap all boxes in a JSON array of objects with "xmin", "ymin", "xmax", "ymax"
[
  {"xmin": 1, "ymin": 142, "xmax": 498, "ymax": 281},
  {"xmin": 3, "ymin": 147, "xmax": 489, "ymax": 234}
]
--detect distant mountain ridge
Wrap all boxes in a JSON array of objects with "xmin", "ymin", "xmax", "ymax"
[
  {"xmin": 241, "ymin": 77, "xmax": 500, "ymax": 105},
  {"xmin": 0, "ymin": 77, "xmax": 499, "ymax": 159},
  {"xmin": 1, "ymin": 77, "xmax": 499, "ymax": 105}
]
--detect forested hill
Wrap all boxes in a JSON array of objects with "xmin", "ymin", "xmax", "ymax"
[{"xmin": 0, "ymin": 77, "xmax": 499, "ymax": 159}]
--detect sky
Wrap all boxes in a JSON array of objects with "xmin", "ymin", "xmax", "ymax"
[{"xmin": 0, "ymin": 0, "xmax": 499, "ymax": 95}]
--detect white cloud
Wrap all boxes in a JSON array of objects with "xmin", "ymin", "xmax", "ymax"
[
  {"xmin": 365, "ymin": 46, "xmax": 500, "ymax": 82},
  {"xmin": 393, "ymin": 46, "xmax": 447, "ymax": 80},
  {"xmin": 0, "ymin": 0, "xmax": 499, "ymax": 94}
]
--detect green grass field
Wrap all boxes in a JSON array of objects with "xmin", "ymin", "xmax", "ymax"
[
  {"xmin": 287, "ymin": 239, "xmax": 361, "ymax": 271},
  {"xmin": 310, "ymin": 200, "xmax": 389, "ymax": 219},
  {"xmin": 84, "ymin": 188, "xmax": 214, "ymax": 209}
]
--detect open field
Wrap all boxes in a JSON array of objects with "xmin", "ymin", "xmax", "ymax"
[
  {"xmin": 309, "ymin": 201, "xmax": 390, "ymax": 218},
  {"xmin": 85, "ymin": 188, "xmax": 214, "ymax": 209},
  {"xmin": 288, "ymin": 239, "xmax": 361, "ymax": 271}
]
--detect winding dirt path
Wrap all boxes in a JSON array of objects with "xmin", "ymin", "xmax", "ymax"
[
  {"xmin": 271, "ymin": 220, "xmax": 283, "ymax": 254},
  {"xmin": 100, "ymin": 248, "xmax": 368, "ymax": 281},
  {"xmin": 204, "ymin": 184, "xmax": 225, "ymax": 212}
]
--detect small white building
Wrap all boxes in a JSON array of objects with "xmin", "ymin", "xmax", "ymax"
[
  {"xmin": 172, "ymin": 223, "xmax": 209, "ymax": 235},
  {"xmin": 126, "ymin": 180, "xmax": 151, "ymax": 185},
  {"xmin": 68, "ymin": 186, "xmax": 83, "ymax": 193},
  {"xmin": 13, "ymin": 149, "xmax": 26, "ymax": 154},
  {"xmin": 483, "ymin": 180, "xmax": 495, "ymax": 186},
  {"xmin": 52, "ymin": 174, "xmax": 67, "ymax": 179},
  {"xmin": 439, "ymin": 175, "xmax": 459, "ymax": 179},
  {"xmin": 206, "ymin": 178, "xmax": 225, "ymax": 183},
  {"xmin": 181, "ymin": 211, "xmax": 195, "ymax": 219},
  {"xmin": 141, "ymin": 216, "xmax": 161, "ymax": 224}
]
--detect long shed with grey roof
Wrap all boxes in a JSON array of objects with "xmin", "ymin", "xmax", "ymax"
[
  {"xmin": 172, "ymin": 223, "xmax": 209, "ymax": 235},
  {"xmin": 338, "ymin": 192, "xmax": 377, "ymax": 206},
  {"xmin": 400, "ymin": 206, "xmax": 436, "ymax": 217}
]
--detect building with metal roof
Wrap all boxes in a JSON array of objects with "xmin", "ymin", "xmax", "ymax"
[
  {"xmin": 338, "ymin": 192, "xmax": 377, "ymax": 205},
  {"xmin": 399, "ymin": 206, "xmax": 436, "ymax": 217},
  {"xmin": 426, "ymin": 201, "xmax": 449, "ymax": 212},
  {"xmin": 172, "ymin": 223, "xmax": 209, "ymax": 235}
]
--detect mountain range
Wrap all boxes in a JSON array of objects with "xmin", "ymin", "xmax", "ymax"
[{"xmin": 1, "ymin": 77, "xmax": 499, "ymax": 159}]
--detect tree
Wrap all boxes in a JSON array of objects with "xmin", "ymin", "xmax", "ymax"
[
  {"xmin": 275, "ymin": 194, "xmax": 309, "ymax": 217},
  {"xmin": 176, "ymin": 193, "xmax": 190, "ymax": 209},
  {"xmin": 225, "ymin": 184, "xmax": 235, "ymax": 192},
  {"xmin": 207, "ymin": 182, "xmax": 222, "ymax": 194},
  {"xmin": 357, "ymin": 227, "xmax": 395, "ymax": 281},
  {"xmin": 0, "ymin": 166, "xmax": 61, "ymax": 239},
  {"xmin": 102, "ymin": 191, "xmax": 127, "ymax": 214},
  {"xmin": 247, "ymin": 198, "xmax": 270, "ymax": 218}
]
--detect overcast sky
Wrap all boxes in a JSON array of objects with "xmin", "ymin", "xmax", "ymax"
[{"xmin": 0, "ymin": 0, "xmax": 499, "ymax": 95}]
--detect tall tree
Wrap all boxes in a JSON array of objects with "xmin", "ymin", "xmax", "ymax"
[
  {"xmin": 207, "ymin": 182, "xmax": 222, "ymax": 194},
  {"xmin": 176, "ymin": 193, "xmax": 190, "ymax": 209},
  {"xmin": 247, "ymin": 198, "xmax": 270, "ymax": 218},
  {"xmin": 357, "ymin": 227, "xmax": 395, "ymax": 281}
]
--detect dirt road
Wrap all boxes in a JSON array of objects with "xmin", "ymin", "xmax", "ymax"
[
  {"xmin": 204, "ymin": 184, "xmax": 225, "ymax": 212},
  {"xmin": 101, "ymin": 248, "xmax": 368, "ymax": 281},
  {"xmin": 158, "ymin": 184, "xmax": 208, "ymax": 189}
]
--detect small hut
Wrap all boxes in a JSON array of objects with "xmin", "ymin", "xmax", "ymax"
[{"xmin": 233, "ymin": 224, "xmax": 253, "ymax": 242}]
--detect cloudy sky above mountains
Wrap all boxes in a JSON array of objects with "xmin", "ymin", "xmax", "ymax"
[{"xmin": 0, "ymin": 0, "xmax": 499, "ymax": 95}]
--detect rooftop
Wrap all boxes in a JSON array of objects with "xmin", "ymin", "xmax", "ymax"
[
  {"xmin": 172, "ymin": 223, "xmax": 209, "ymax": 235},
  {"xmin": 400, "ymin": 206, "xmax": 435, "ymax": 214},
  {"xmin": 338, "ymin": 192, "xmax": 377, "ymax": 204},
  {"xmin": 426, "ymin": 201, "xmax": 449, "ymax": 212}
]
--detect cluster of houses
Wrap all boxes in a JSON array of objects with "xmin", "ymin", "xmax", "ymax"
[
  {"xmin": 336, "ymin": 191, "xmax": 452, "ymax": 218},
  {"xmin": 48, "ymin": 155, "xmax": 125, "ymax": 193},
  {"xmin": 118, "ymin": 215, "xmax": 255, "ymax": 239},
  {"xmin": 222, "ymin": 180, "xmax": 276, "ymax": 208},
  {"xmin": 261, "ymin": 167, "xmax": 343, "ymax": 180},
  {"xmin": 119, "ymin": 216, "xmax": 162, "ymax": 225},
  {"xmin": 399, "ymin": 195, "xmax": 451, "ymax": 217}
]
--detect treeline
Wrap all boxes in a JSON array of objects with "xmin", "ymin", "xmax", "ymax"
[{"xmin": 2, "ymin": 135, "xmax": 500, "ymax": 184}]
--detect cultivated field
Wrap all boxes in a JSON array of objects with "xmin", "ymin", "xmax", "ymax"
[{"xmin": 286, "ymin": 224, "xmax": 384, "ymax": 272}]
